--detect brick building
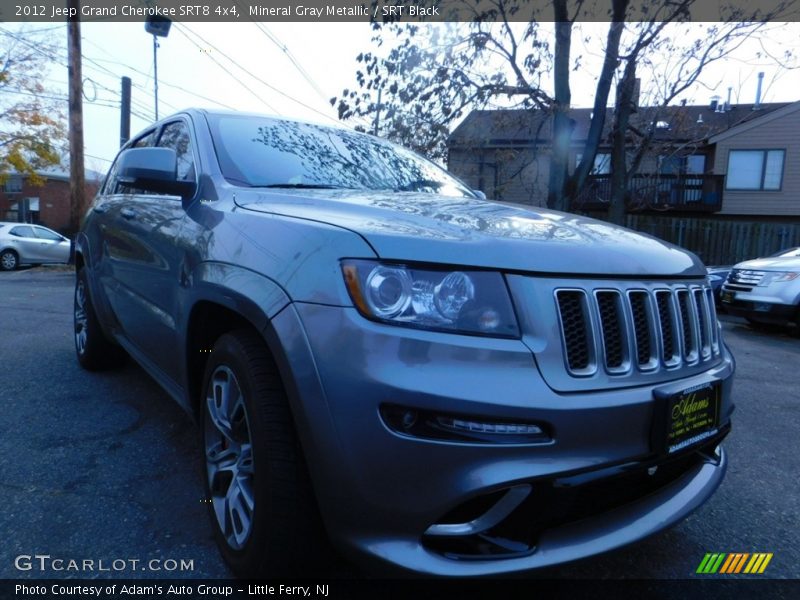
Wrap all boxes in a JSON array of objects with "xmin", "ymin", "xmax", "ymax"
[{"xmin": 0, "ymin": 168, "xmax": 101, "ymax": 234}]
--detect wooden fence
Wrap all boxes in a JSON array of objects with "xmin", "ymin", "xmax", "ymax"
[{"xmin": 624, "ymin": 215, "xmax": 800, "ymax": 266}]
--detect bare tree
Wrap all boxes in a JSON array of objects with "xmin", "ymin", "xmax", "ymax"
[
  {"xmin": 336, "ymin": 0, "xmax": 629, "ymax": 211},
  {"xmin": 335, "ymin": 0, "xmax": 791, "ymax": 218},
  {"xmin": 606, "ymin": 20, "xmax": 784, "ymax": 223}
]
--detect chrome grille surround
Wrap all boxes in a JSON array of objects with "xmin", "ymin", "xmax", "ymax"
[
  {"xmin": 554, "ymin": 282, "xmax": 720, "ymax": 378},
  {"xmin": 725, "ymin": 268, "xmax": 765, "ymax": 291}
]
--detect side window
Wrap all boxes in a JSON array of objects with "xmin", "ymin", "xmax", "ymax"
[
  {"xmin": 33, "ymin": 227, "xmax": 63, "ymax": 241},
  {"xmin": 100, "ymin": 158, "xmax": 120, "ymax": 195},
  {"xmin": 9, "ymin": 225, "xmax": 36, "ymax": 238},
  {"xmin": 134, "ymin": 132, "xmax": 156, "ymax": 148},
  {"xmin": 104, "ymin": 130, "xmax": 157, "ymax": 195},
  {"xmin": 157, "ymin": 121, "xmax": 196, "ymax": 182}
]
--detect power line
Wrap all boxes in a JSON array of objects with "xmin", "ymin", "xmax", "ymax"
[
  {"xmin": 4, "ymin": 25, "xmax": 359, "ymax": 131},
  {"xmin": 85, "ymin": 152, "xmax": 112, "ymax": 164},
  {"xmin": 1, "ymin": 26, "xmax": 230, "ymax": 117},
  {"xmin": 3, "ymin": 86, "xmax": 153, "ymax": 122},
  {"xmin": 176, "ymin": 23, "xmax": 348, "ymax": 124},
  {"xmin": 80, "ymin": 54, "xmax": 238, "ymax": 110},
  {"xmin": 172, "ymin": 23, "xmax": 281, "ymax": 115},
  {"xmin": 250, "ymin": 22, "xmax": 329, "ymax": 104}
]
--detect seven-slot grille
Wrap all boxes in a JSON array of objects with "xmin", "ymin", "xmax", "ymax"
[
  {"xmin": 725, "ymin": 269, "xmax": 764, "ymax": 291},
  {"xmin": 555, "ymin": 285, "xmax": 719, "ymax": 376}
]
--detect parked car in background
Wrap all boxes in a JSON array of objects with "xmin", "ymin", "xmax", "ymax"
[
  {"xmin": 706, "ymin": 265, "xmax": 732, "ymax": 308},
  {"xmin": 767, "ymin": 246, "xmax": 800, "ymax": 259},
  {"xmin": 0, "ymin": 222, "xmax": 71, "ymax": 271},
  {"xmin": 74, "ymin": 109, "xmax": 735, "ymax": 577},
  {"xmin": 721, "ymin": 248, "xmax": 800, "ymax": 328}
]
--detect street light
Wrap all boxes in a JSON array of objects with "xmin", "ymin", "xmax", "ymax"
[{"xmin": 144, "ymin": 15, "xmax": 171, "ymax": 121}]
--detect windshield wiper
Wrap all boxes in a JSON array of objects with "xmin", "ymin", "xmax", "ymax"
[
  {"xmin": 262, "ymin": 183, "xmax": 346, "ymax": 189},
  {"xmin": 395, "ymin": 179, "xmax": 445, "ymax": 193}
]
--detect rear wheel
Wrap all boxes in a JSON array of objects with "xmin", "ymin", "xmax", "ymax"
[
  {"xmin": 745, "ymin": 317, "xmax": 780, "ymax": 332},
  {"xmin": 0, "ymin": 249, "xmax": 18, "ymax": 271},
  {"xmin": 201, "ymin": 330, "xmax": 327, "ymax": 577},
  {"xmin": 74, "ymin": 268, "xmax": 126, "ymax": 370}
]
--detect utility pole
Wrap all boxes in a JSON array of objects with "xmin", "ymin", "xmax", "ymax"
[
  {"xmin": 120, "ymin": 76, "xmax": 131, "ymax": 147},
  {"xmin": 152, "ymin": 34, "xmax": 159, "ymax": 120},
  {"xmin": 145, "ymin": 16, "xmax": 171, "ymax": 121},
  {"xmin": 67, "ymin": 0, "xmax": 85, "ymax": 236}
]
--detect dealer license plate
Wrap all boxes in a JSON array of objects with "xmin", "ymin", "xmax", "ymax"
[{"xmin": 663, "ymin": 382, "xmax": 720, "ymax": 454}]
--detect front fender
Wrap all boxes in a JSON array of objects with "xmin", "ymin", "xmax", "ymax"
[{"xmin": 185, "ymin": 261, "xmax": 291, "ymax": 329}]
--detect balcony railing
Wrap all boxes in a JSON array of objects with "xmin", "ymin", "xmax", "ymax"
[{"xmin": 572, "ymin": 174, "xmax": 724, "ymax": 213}]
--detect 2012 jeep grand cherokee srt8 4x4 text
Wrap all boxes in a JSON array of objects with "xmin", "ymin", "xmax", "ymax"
[{"xmin": 74, "ymin": 109, "xmax": 734, "ymax": 577}]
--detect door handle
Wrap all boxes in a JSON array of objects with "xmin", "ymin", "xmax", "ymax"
[{"xmin": 121, "ymin": 208, "xmax": 136, "ymax": 220}]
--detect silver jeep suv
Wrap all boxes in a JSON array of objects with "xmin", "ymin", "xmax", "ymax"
[{"xmin": 74, "ymin": 110, "xmax": 734, "ymax": 576}]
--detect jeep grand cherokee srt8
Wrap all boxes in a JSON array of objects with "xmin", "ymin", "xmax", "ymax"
[{"xmin": 74, "ymin": 110, "xmax": 734, "ymax": 576}]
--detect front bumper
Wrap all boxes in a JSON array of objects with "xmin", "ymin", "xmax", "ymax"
[
  {"xmin": 271, "ymin": 302, "xmax": 734, "ymax": 576},
  {"xmin": 721, "ymin": 280, "xmax": 799, "ymax": 325},
  {"xmin": 722, "ymin": 297, "xmax": 796, "ymax": 325}
]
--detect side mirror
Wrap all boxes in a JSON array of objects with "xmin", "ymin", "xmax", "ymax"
[
  {"xmin": 117, "ymin": 147, "xmax": 194, "ymax": 199},
  {"xmin": 473, "ymin": 189, "xmax": 487, "ymax": 200}
]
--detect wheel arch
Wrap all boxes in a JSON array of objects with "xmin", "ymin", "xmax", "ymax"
[
  {"xmin": 0, "ymin": 246, "xmax": 19, "ymax": 265},
  {"xmin": 183, "ymin": 263, "xmax": 292, "ymax": 419}
]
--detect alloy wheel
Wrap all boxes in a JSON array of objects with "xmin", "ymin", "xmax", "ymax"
[
  {"xmin": 74, "ymin": 280, "xmax": 89, "ymax": 355},
  {"xmin": 1, "ymin": 252, "xmax": 17, "ymax": 270},
  {"xmin": 204, "ymin": 365, "xmax": 255, "ymax": 550}
]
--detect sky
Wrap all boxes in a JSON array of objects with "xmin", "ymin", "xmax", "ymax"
[{"xmin": 3, "ymin": 20, "xmax": 800, "ymax": 177}]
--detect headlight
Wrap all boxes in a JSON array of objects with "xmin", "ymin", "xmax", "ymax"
[
  {"xmin": 342, "ymin": 259, "xmax": 520, "ymax": 337},
  {"xmin": 758, "ymin": 271, "xmax": 800, "ymax": 286}
]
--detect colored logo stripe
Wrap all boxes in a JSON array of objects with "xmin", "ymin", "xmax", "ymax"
[
  {"xmin": 744, "ymin": 553, "xmax": 773, "ymax": 574},
  {"xmin": 697, "ymin": 553, "xmax": 725, "ymax": 573},
  {"xmin": 697, "ymin": 553, "xmax": 773, "ymax": 574},
  {"xmin": 720, "ymin": 553, "xmax": 748, "ymax": 573}
]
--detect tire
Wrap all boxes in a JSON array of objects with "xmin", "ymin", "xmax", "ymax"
[
  {"xmin": 0, "ymin": 249, "xmax": 19, "ymax": 271},
  {"xmin": 74, "ymin": 268, "xmax": 127, "ymax": 370},
  {"xmin": 201, "ymin": 330, "xmax": 328, "ymax": 577},
  {"xmin": 745, "ymin": 317, "xmax": 779, "ymax": 332}
]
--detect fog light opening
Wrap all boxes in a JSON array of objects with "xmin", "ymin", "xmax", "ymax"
[{"xmin": 423, "ymin": 485, "xmax": 537, "ymax": 559}]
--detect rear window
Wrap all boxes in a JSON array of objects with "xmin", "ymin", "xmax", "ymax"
[
  {"xmin": 9, "ymin": 225, "xmax": 35, "ymax": 238},
  {"xmin": 208, "ymin": 115, "xmax": 473, "ymax": 198}
]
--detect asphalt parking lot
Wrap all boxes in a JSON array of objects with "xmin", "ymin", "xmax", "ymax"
[{"xmin": 1, "ymin": 268, "xmax": 798, "ymax": 580}]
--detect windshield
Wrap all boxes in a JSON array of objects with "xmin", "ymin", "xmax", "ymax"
[
  {"xmin": 207, "ymin": 114, "xmax": 473, "ymax": 198},
  {"xmin": 769, "ymin": 247, "xmax": 800, "ymax": 258}
]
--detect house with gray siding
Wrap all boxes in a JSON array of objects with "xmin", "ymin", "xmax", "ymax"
[
  {"xmin": 709, "ymin": 101, "xmax": 800, "ymax": 217},
  {"xmin": 447, "ymin": 100, "xmax": 798, "ymax": 218}
]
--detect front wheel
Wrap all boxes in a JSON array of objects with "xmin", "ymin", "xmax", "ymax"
[
  {"xmin": 0, "ymin": 249, "xmax": 18, "ymax": 271},
  {"xmin": 201, "ymin": 330, "xmax": 327, "ymax": 577}
]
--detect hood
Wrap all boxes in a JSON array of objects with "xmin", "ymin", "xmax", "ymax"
[
  {"xmin": 735, "ymin": 256, "xmax": 800, "ymax": 271},
  {"xmin": 235, "ymin": 189, "xmax": 705, "ymax": 277}
]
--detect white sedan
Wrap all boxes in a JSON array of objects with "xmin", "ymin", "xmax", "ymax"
[{"xmin": 0, "ymin": 222, "xmax": 71, "ymax": 270}]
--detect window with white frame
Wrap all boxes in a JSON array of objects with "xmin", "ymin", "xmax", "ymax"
[{"xmin": 726, "ymin": 150, "xmax": 784, "ymax": 190}]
